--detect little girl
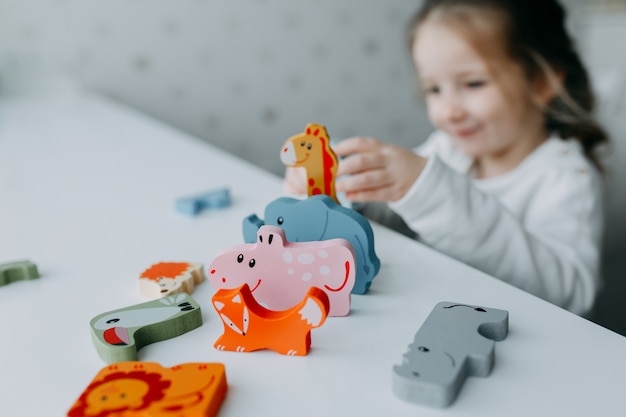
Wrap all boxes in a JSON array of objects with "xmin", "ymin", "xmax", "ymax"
[{"xmin": 284, "ymin": 0, "xmax": 609, "ymax": 316}]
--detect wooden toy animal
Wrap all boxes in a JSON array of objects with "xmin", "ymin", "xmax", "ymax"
[
  {"xmin": 67, "ymin": 362, "xmax": 227, "ymax": 417},
  {"xmin": 209, "ymin": 225, "xmax": 355, "ymax": 316},
  {"xmin": 90, "ymin": 293, "xmax": 202, "ymax": 364},
  {"xmin": 280, "ymin": 123, "xmax": 339, "ymax": 203},
  {"xmin": 392, "ymin": 302, "xmax": 509, "ymax": 408},
  {"xmin": 138, "ymin": 262, "xmax": 205, "ymax": 299},
  {"xmin": 242, "ymin": 195, "xmax": 380, "ymax": 294},
  {"xmin": 175, "ymin": 187, "xmax": 231, "ymax": 216},
  {"xmin": 0, "ymin": 260, "xmax": 39, "ymax": 286},
  {"xmin": 212, "ymin": 283, "xmax": 329, "ymax": 355}
]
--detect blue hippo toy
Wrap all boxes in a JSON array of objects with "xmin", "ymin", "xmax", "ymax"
[{"xmin": 242, "ymin": 195, "xmax": 380, "ymax": 294}]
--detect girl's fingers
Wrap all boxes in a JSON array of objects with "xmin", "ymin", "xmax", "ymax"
[
  {"xmin": 337, "ymin": 151, "xmax": 387, "ymax": 177},
  {"xmin": 332, "ymin": 136, "xmax": 380, "ymax": 157},
  {"xmin": 335, "ymin": 169, "xmax": 393, "ymax": 193}
]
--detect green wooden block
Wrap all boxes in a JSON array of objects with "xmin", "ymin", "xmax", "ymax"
[
  {"xmin": 0, "ymin": 260, "xmax": 40, "ymax": 286},
  {"xmin": 90, "ymin": 293, "xmax": 202, "ymax": 364}
]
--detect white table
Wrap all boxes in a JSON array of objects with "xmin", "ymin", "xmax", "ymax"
[{"xmin": 1, "ymin": 89, "xmax": 624, "ymax": 417}]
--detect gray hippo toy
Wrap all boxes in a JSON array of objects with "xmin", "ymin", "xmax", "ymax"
[{"xmin": 242, "ymin": 195, "xmax": 380, "ymax": 294}]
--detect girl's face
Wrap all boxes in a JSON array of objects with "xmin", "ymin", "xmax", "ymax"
[{"xmin": 413, "ymin": 17, "xmax": 547, "ymax": 165}]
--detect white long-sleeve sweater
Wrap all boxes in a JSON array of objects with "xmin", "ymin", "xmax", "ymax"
[{"xmin": 385, "ymin": 130, "xmax": 604, "ymax": 316}]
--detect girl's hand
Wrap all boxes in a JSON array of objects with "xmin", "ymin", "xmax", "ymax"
[
  {"xmin": 334, "ymin": 137, "xmax": 427, "ymax": 202},
  {"xmin": 283, "ymin": 166, "xmax": 308, "ymax": 195}
]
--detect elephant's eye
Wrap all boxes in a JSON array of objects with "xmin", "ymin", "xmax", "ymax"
[
  {"xmin": 237, "ymin": 254, "xmax": 244, "ymax": 263},
  {"xmin": 249, "ymin": 259, "xmax": 256, "ymax": 268}
]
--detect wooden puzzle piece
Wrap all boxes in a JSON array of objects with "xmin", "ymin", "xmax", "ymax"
[
  {"xmin": 138, "ymin": 262, "xmax": 205, "ymax": 299},
  {"xmin": 392, "ymin": 302, "xmax": 509, "ymax": 408},
  {"xmin": 209, "ymin": 225, "xmax": 355, "ymax": 316},
  {"xmin": 67, "ymin": 362, "xmax": 227, "ymax": 417},
  {"xmin": 242, "ymin": 195, "xmax": 380, "ymax": 294},
  {"xmin": 175, "ymin": 187, "xmax": 231, "ymax": 216},
  {"xmin": 280, "ymin": 123, "xmax": 339, "ymax": 203},
  {"xmin": 90, "ymin": 293, "xmax": 202, "ymax": 364},
  {"xmin": 212, "ymin": 283, "xmax": 329, "ymax": 355},
  {"xmin": 0, "ymin": 260, "xmax": 39, "ymax": 286}
]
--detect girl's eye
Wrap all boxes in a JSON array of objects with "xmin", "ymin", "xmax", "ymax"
[
  {"xmin": 423, "ymin": 85, "xmax": 440, "ymax": 95},
  {"xmin": 466, "ymin": 80, "xmax": 486, "ymax": 89}
]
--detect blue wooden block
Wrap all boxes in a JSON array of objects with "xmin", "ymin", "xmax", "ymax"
[
  {"xmin": 176, "ymin": 187, "xmax": 231, "ymax": 216},
  {"xmin": 392, "ymin": 302, "xmax": 509, "ymax": 408},
  {"xmin": 242, "ymin": 195, "xmax": 380, "ymax": 294}
]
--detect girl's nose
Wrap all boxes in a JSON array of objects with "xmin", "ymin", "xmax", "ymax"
[{"xmin": 437, "ymin": 92, "xmax": 467, "ymax": 123}]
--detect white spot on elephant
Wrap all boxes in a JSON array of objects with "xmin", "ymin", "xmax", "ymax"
[
  {"xmin": 302, "ymin": 272, "xmax": 312, "ymax": 281},
  {"xmin": 318, "ymin": 250, "xmax": 329, "ymax": 258},
  {"xmin": 319, "ymin": 265, "xmax": 330, "ymax": 276}
]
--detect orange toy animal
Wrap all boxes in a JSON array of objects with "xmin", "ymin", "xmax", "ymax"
[
  {"xmin": 212, "ymin": 283, "xmax": 330, "ymax": 356},
  {"xmin": 138, "ymin": 262, "xmax": 205, "ymax": 299},
  {"xmin": 67, "ymin": 362, "xmax": 227, "ymax": 417},
  {"xmin": 280, "ymin": 123, "xmax": 339, "ymax": 203}
]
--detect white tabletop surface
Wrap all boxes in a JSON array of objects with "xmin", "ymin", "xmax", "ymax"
[{"xmin": 1, "ymin": 88, "xmax": 625, "ymax": 417}]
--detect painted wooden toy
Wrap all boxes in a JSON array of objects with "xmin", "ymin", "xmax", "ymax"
[
  {"xmin": 392, "ymin": 302, "xmax": 509, "ymax": 408},
  {"xmin": 209, "ymin": 225, "xmax": 355, "ymax": 316},
  {"xmin": 280, "ymin": 123, "xmax": 339, "ymax": 203},
  {"xmin": 212, "ymin": 283, "xmax": 329, "ymax": 355},
  {"xmin": 138, "ymin": 262, "xmax": 205, "ymax": 299},
  {"xmin": 0, "ymin": 260, "xmax": 39, "ymax": 286},
  {"xmin": 67, "ymin": 362, "xmax": 227, "ymax": 417},
  {"xmin": 242, "ymin": 195, "xmax": 380, "ymax": 294},
  {"xmin": 90, "ymin": 293, "xmax": 202, "ymax": 364},
  {"xmin": 175, "ymin": 186, "xmax": 231, "ymax": 216}
]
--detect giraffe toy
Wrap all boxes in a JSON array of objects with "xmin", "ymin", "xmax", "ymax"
[{"xmin": 280, "ymin": 123, "xmax": 339, "ymax": 203}]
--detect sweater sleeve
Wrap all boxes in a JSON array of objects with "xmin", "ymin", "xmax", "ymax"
[{"xmin": 389, "ymin": 155, "xmax": 603, "ymax": 315}]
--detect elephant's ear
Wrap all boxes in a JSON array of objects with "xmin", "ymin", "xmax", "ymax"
[{"xmin": 242, "ymin": 214, "xmax": 264, "ymax": 243}]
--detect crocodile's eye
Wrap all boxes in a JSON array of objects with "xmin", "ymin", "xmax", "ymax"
[
  {"xmin": 106, "ymin": 318, "xmax": 120, "ymax": 324},
  {"xmin": 277, "ymin": 217, "xmax": 284, "ymax": 225},
  {"xmin": 237, "ymin": 254, "xmax": 244, "ymax": 263},
  {"xmin": 248, "ymin": 259, "xmax": 256, "ymax": 268}
]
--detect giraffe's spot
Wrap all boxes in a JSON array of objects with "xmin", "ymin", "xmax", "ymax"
[
  {"xmin": 312, "ymin": 188, "xmax": 322, "ymax": 195},
  {"xmin": 309, "ymin": 178, "xmax": 315, "ymax": 187}
]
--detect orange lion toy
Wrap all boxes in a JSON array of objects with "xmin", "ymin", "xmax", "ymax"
[{"xmin": 67, "ymin": 362, "xmax": 227, "ymax": 417}]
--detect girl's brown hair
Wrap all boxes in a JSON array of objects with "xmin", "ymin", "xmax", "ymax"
[{"xmin": 408, "ymin": 0, "xmax": 609, "ymax": 172}]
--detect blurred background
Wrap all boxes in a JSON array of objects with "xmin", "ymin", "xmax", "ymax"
[{"xmin": 1, "ymin": 0, "xmax": 624, "ymax": 334}]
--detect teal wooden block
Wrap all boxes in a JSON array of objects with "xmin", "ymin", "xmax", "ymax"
[
  {"xmin": 90, "ymin": 293, "xmax": 202, "ymax": 364},
  {"xmin": 0, "ymin": 260, "xmax": 40, "ymax": 286}
]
